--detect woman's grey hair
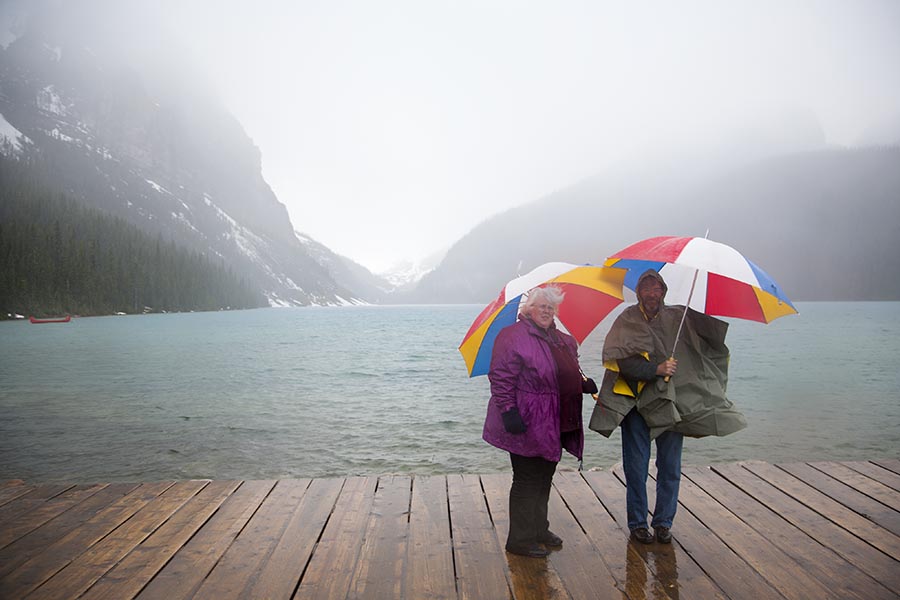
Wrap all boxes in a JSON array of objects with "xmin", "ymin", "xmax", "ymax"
[{"xmin": 521, "ymin": 285, "xmax": 565, "ymax": 317}]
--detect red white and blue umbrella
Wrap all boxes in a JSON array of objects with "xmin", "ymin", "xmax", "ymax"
[
  {"xmin": 459, "ymin": 262, "xmax": 626, "ymax": 377},
  {"xmin": 604, "ymin": 235, "xmax": 797, "ymax": 323}
]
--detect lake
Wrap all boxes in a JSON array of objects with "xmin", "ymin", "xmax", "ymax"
[{"xmin": 1, "ymin": 302, "xmax": 898, "ymax": 482}]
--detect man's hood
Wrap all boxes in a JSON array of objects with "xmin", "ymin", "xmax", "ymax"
[{"xmin": 637, "ymin": 269, "xmax": 668, "ymax": 302}]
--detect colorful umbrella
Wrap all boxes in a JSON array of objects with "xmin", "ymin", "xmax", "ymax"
[
  {"xmin": 604, "ymin": 235, "xmax": 797, "ymax": 323},
  {"xmin": 459, "ymin": 262, "xmax": 626, "ymax": 377}
]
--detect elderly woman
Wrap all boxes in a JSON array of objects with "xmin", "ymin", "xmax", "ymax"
[{"xmin": 482, "ymin": 285, "xmax": 597, "ymax": 558}]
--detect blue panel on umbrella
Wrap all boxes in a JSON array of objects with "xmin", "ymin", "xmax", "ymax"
[
  {"xmin": 612, "ymin": 259, "xmax": 666, "ymax": 291},
  {"xmin": 470, "ymin": 296, "xmax": 522, "ymax": 377},
  {"xmin": 746, "ymin": 258, "xmax": 795, "ymax": 306}
]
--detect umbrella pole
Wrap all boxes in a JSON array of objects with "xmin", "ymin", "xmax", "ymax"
[
  {"xmin": 664, "ymin": 229, "xmax": 708, "ymax": 382},
  {"xmin": 664, "ymin": 266, "xmax": 700, "ymax": 382}
]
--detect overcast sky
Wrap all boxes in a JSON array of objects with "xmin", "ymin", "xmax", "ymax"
[{"xmin": 163, "ymin": 1, "xmax": 900, "ymax": 273}]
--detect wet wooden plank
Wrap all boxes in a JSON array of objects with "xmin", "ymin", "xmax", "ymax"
[
  {"xmin": 0, "ymin": 480, "xmax": 32, "ymax": 506},
  {"xmin": 555, "ymin": 471, "xmax": 658, "ymax": 600},
  {"xmin": 0, "ymin": 483, "xmax": 140, "ymax": 579},
  {"xmin": 685, "ymin": 465, "xmax": 895, "ymax": 600},
  {"xmin": 135, "ymin": 480, "xmax": 276, "ymax": 600},
  {"xmin": 872, "ymin": 458, "xmax": 900, "ymax": 476},
  {"xmin": 193, "ymin": 479, "xmax": 311, "ymax": 600},
  {"xmin": 606, "ymin": 467, "xmax": 785, "ymax": 600},
  {"xmin": 579, "ymin": 469, "xmax": 726, "ymax": 600},
  {"xmin": 246, "ymin": 478, "xmax": 344, "ymax": 600},
  {"xmin": 82, "ymin": 480, "xmax": 242, "ymax": 600},
  {"xmin": 0, "ymin": 463, "xmax": 896, "ymax": 600},
  {"xmin": 675, "ymin": 471, "xmax": 839, "ymax": 600},
  {"xmin": 404, "ymin": 475, "xmax": 456, "ymax": 600},
  {"xmin": 348, "ymin": 475, "xmax": 412, "ymax": 599},
  {"xmin": 544, "ymin": 473, "xmax": 624, "ymax": 599},
  {"xmin": 0, "ymin": 481, "xmax": 175, "ymax": 599},
  {"xmin": 806, "ymin": 462, "xmax": 900, "ymax": 534},
  {"xmin": 769, "ymin": 462, "xmax": 900, "ymax": 558},
  {"xmin": 294, "ymin": 476, "xmax": 378, "ymax": 600},
  {"xmin": 0, "ymin": 484, "xmax": 108, "ymax": 550},
  {"xmin": 714, "ymin": 462, "xmax": 900, "ymax": 588},
  {"xmin": 447, "ymin": 473, "xmax": 511, "ymax": 600},
  {"xmin": 26, "ymin": 480, "xmax": 209, "ymax": 600},
  {"xmin": 843, "ymin": 460, "xmax": 900, "ymax": 493},
  {"xmin": 0, "ymin": 483, "xmax": 74, "ymax": 527},
  {"xmin": 480, "ymin": 472, "xmax": 569, "ymax": 600}
]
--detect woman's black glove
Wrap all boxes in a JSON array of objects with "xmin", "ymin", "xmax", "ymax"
[
  {"xmin": 582, "ymin": 377, "xmax": 598, "ymax": 394},
  {"xmin": 501, "ymin": 407, "xmax": 527, "ymax": 434}
]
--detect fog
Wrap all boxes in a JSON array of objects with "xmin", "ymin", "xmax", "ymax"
[{"xmin": 44, "ymin": 1, "xmax": 900, "ymax": 272}]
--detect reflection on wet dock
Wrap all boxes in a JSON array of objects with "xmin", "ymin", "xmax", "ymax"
[{"xmin": 0, "ymin": 459, "xmax": 898, "ymax": 599}]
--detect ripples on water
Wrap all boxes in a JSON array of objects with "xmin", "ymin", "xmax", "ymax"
[{"xmin": 1, "ymin": 302, "xmax": 898, "ymax": 482}]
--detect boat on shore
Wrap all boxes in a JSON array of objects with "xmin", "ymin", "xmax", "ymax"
[{"xmin": 28, "ymin": 315, "xmax": 71, "ymax": 324}]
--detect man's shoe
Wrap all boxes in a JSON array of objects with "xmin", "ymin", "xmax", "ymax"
[
  {"xmin": 655, "ymin": 526, "xmax": 672, "ymax": 544},
  {"xmin": 506, "ymin": 543, "xmax": 550, "ymax": 558},
  {"xmin": 537, "ymin": 530, "xmax": 563, "ymax": 547},
  {"xmin": 629, "ymin": 527, "xmax": 654, "ymax": 544}
]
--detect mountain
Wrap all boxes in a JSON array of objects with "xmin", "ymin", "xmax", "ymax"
[
  {"xmin": 414, "ymin": 145, "xmax": 900, "ymax": 302},
  {"xmin": 0, "ymin": 0, "xmax": 391, "ymax": 307}
]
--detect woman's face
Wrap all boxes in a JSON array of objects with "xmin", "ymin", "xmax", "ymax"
[{"xmin": 529, "ymin": 300, "xmax": 557, "ymax": 329}]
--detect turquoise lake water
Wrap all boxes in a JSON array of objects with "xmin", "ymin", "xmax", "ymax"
[{"xmin": 1, "ymin": 302, "xmax": 898, "ymax": 482}]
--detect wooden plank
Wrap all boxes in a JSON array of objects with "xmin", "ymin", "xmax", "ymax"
[
  {"xmin": 80, "ymin": 480, "xmax": 241, "ymax": 600},
  {"xmin": 404, "ymin": 475, "xmax": 456, "ymax": 600},
  {"xmin": 193, "ymin": 479, "xmax": 311, "ymax": 600},
  {"xmin": 807, "ymin": 462, "xmax": 900, "ymax": 534},
  {"xmin": 0, "ymin": 483, "xmax": 139, "ymax": 579},
  {"xmin": 555, "ymin": 471, "xmax": 657, "ymax": 600},
  {"xmin": 770, "ymin": 462, "xmax": 900, "ymax": 558},
  {"xmin": 0, "ymin": 480, "xmax": 32, "ymax": 506},
  {"xmin": 24, "ymin": 480, "xmax": 209, "ymax": 600},
  {"xmin": 0, "ymin": 483, "xmax": 74, "ymax": 527},
  {"xmin": 673, "ymin": 471, "xmax": 839, "ymax": 600},
  {"xmin": 294, "ymin": 476, "xmax": 378, "ymax": 600},
  {"xmin": 685, "ymin": 466, "xmax": 896, "ymax": 600},
  {"xmin": 135, "ymin": 480, "xmax": 276, "ymax": 600},
  {"xmin": 245, "ymin": 478, "xmax": 343, "ymax": 600},
  {"xmin": 606, "ymin": 467, "xmax": 786, "ymax": 600},
  {"xmin": 0, "ymin": 484, "xmax": 108, "ymax": 550},
  {"xmin": 0, "ymin": 481, "xmax": 174, "ymax": 599},
  {"xmin": 544, "ymin": 473, "xmax": 625, "ymax": 599},
  {"xmin": 480, "ymin": 472, "xmax": 570, "ymax": 600},
  {"xmin": 348, "ymin": 476, "xmax": 412, "ymax": 600},
  {"xmin": 844, "ymin": 461, "xmax": 900, "ymax": 493},
  {"xmin": 577, "ymin": 470, "xmax": 725, "ymax": 600},
  {"xmin": 447, "ymin": 473, "xmax": 510, "ymax": 600},
  {"xmin": 714, "ymin": 462, "xmax": 900, "ymax": 588},
  {"xmin": 872, "ymin": 458, "xmax": 900, "ymax": 476}
]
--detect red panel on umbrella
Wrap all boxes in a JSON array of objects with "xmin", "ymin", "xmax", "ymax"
[
  {"xmin": 610, "ymin": 236, "xmax": 692, "ymax": 263},
  {"xmin": 705, "ymin": 273, "xmax": 766, "ymax": 322}
]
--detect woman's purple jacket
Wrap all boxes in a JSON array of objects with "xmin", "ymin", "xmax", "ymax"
[{"xmin": 482, "ymin": 316, "xmax": 585, "ymax": 463}]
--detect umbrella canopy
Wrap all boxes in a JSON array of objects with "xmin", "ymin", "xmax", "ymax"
[
  {"xmin": 459, "ymin": 262, "xmax": 626, "ymax": 377},
  {"xmin": 604, "ymin": 236, "xmax": 797, "ymax": 323}
]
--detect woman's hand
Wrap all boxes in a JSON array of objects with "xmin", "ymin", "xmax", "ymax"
[{"xmin": 501, "ymin": 407, "xmax": 527, "ymax": 434}]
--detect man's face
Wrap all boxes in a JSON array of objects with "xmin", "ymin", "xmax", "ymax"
[{"xmin": 637, "ymin": 279, "xmax": 664, "ymax": 317}]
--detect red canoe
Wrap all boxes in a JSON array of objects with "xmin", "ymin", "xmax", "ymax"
[{"xmin": 29, "ymin": 315, "xmax": 72, "ymax": 324}]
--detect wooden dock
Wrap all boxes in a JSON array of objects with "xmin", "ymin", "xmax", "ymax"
[{"xmin": 1, "ymin": 459, "xmax": 898, "ymax": 599}]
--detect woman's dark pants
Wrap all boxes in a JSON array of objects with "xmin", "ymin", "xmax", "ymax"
[{"xmin": 507, "ymin": 453, "xmax": 558, "ymax": 549}]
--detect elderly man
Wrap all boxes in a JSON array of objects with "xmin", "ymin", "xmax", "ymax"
[{"xmin": 590, "ymin": 269, "xmax": 745, "ymax": 545}]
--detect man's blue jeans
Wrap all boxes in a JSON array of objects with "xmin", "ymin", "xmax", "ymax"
[{"xmin": 621, "ymin": 407, "xmax": 684, "ymax": 531}]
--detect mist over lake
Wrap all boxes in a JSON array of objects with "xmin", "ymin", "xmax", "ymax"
[{"xmin": 2, "ymin": 303, "xmax": 898, "ymax": 483}]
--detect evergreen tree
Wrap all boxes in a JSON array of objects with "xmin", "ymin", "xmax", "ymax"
[{"xmin": 0, "ymin": 155, "xmax": 267, "ymax": 318}]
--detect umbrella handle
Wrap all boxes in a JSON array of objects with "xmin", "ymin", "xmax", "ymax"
[{"xmin": 663, "ymin": 355, "xmax": 675, "ymax": 383}]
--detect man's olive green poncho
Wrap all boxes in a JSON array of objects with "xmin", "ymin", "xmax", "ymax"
[{"xmin": 589, "ymin": 299, "xmax": 747, "ymax": 440}]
